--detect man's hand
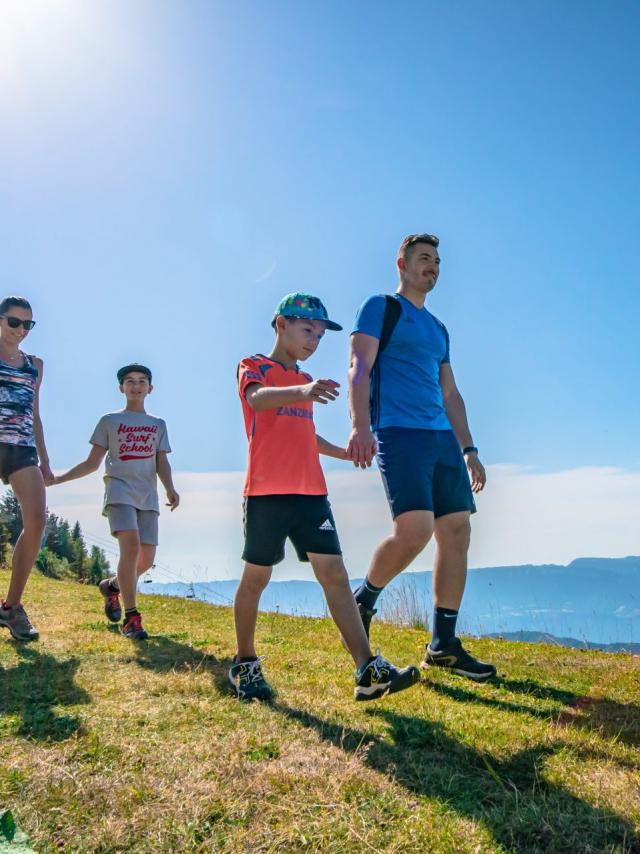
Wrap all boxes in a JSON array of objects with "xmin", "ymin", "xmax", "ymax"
[
  {"xmin": 40, "ymin": 463, "xmax": 55, "ymax": 487},
  {"xmin": 166, "ymin": 490, "xmax": 180, "ymax": 511},
  {"xmin": 300, "ymin": 379, "xmax": 340, "ymax": 405},
  {"xmin": 465, "ymin": 452, "xmax": 486, "ymax": 493},
  {"xmin": 346, "ymin": 426, "xmax": 377, "ymax": 469}
]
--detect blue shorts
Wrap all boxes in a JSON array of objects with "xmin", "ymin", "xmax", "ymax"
[{"xmin": 376, "ymin": 428, "xmax": 476, "ymax": 519}]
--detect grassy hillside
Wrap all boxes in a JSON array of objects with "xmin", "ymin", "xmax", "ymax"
[{"xmin": 1, "ymin": 568, "xmax": 639, "ymax": 853}]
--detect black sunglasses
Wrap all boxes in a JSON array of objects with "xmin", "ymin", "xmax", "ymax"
[
  {"xmin": 0, "ymin": 315, "xmax": 36, "ymax": 331},
  {"xmin": 407, "ymin": 233, "xmax": 439, "ymax": 248}
]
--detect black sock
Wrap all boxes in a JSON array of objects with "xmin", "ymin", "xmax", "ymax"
[
  {"xmin": 108, "ymin": 580, "xmax": 120, "ymax": 594},
  {"xmin": 239, "ymin": 656, "xmax": 258, "ymax": 663},
  {"xmin": 354, "ymin": 579, "xmax": 384, "ymax": 611},
  {"xmin": 431, "ymin": 607, "xmax": 458, "ymax": 651},
  {"xmin": 124, "ymin": 608, "xmax": 140, "ymax": 619}
]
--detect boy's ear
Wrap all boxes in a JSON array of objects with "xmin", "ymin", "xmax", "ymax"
[
  {"xmin": 275, "ymin": 315, "xmax": 286, "ymax": 332},
  {"xmin": 397, "ymin": 257, "xmax": 405, "ymax": 272},
  {"xmin": 119, "ymin": 383, "xmax": 125, "ymax": 393},
  {"xmin": 148, "ymin": 383, "xmax": 153, "ymax": 393}
]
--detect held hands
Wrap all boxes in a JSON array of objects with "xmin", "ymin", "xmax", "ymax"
[
  {"xmin": 166, "ymin": 489, "xmax": 180, "ymax": 511},
  {"xmin": 40, "ymin": 463, "xmax": 55, "ymax": 487},
  {"xmin": 465, "ymin": 452, "xmax": 486, "ymax": 493},
  {"xmin": 346, "ymin": 426, "xmax": 377, "ymax": 469},
  {"xmin": 300, "ymin": 379, "xmax": 340, "ymax": 405}
]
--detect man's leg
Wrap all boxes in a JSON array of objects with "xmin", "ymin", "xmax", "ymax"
[
  {"xmin": 430, "ymin": 511, "xmax": 470, "ymax": 650},
  {"xmin": 234, "ymin": 562, "xmax": 272, "ymax": 659},
  {"xmin": 355, "ymin": 510, "xmax": 434, "ymax": 615},
  {"xmin": 423, "ymin": 510, "xmax": 495, "ymax": 680},
  {"xmin": 309, "ymin": 553, "xmax": 370, "ymax": 669},
  {"xmin": 4, "ymin": 467, "xmax": 46, "ymax": 605}
]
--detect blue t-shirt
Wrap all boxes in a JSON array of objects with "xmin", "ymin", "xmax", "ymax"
[{"xmin": 353, "ymin": 293, "xmax": 452, "ymax": 431}]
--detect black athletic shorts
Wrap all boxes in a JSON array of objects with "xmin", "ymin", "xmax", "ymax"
[
  {"xmin": 242, "ymin": 494, "xmax": 342, "ymax": 566},
  {"xmin": 0, "ymin": 443, "xmax": 39, "ymax": 485}
]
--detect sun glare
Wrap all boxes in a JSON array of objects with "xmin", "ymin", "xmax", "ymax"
[{"xmin": 0, "ymin": 0, "xmax": 91, "ymax": 97}]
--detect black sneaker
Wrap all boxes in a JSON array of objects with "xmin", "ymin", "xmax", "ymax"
[
  {"xmin": 228, "ymin": 656, "xmax": 274, "ymax": 701},
  {"xmin": 421, "ymin": 638, "xmax": 496, "ymax": 682},
  {"xmin": 354, "ymin": 654, "xmax": 420, "ymax": 701},
  {"xmin": 356, "ymin": 602, "xmax": 377, "ymax": 640},
  {"xmin": 120, "ymin": 612, "xmax": 148, "ymax": 640},
  {"xmin": 98, "ymin": 578, "xmax": 122, "ymax": 623}
]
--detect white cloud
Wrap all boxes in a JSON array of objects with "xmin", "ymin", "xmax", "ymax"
[{"xmin": 3, "ymin": 465, "xmax": 639, "ymax": 583}]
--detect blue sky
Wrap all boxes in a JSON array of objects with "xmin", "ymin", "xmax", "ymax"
[{"xmin": 1, "ymin": 1, "xmax": 640, "ymax": 578}]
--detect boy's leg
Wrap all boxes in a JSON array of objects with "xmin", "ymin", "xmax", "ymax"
[
  {"xmin": 137, "ymin": 544, "xmax": 156, "ymax": 578},
  {"xmin": 308, "ymin": 553, "xmax": 371, "ymax": 669},
  {"xmin": 4, "ymin": 465, "xmax": 47, "ymax": 606},
  {"xmin": 234, "ymin": 562, "xmax": 272, "ymax": 659},
  {"xmin": 115, "ymin": 530, "xmax": 141, "ymax": 611},
  {"xmin": 309, "ymin": 551, "xmax": 420, "ymax": 700}
]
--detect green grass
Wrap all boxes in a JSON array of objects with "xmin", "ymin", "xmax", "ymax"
[{"xmin": 1, "ymin": 568, "xmax": 639, "ymax": 853}]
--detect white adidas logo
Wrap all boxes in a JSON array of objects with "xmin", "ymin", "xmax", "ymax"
[{"xmin": 319, "ymin": 519, "xmax": 335, "ymax": 531}]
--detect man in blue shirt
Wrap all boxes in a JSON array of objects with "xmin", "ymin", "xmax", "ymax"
[{"xmin": 347, "ymin": 233, "xmax": 496, "ymax": 681}]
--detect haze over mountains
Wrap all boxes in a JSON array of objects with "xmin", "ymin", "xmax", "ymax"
[{"xmin": 141, "ymin": 555, "xmax": 640, "ymax": 650}]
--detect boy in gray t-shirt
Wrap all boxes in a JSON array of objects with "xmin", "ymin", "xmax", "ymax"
[{"xmin": 54, "ymin": 364, "xmax": 179, "ymax": 639}]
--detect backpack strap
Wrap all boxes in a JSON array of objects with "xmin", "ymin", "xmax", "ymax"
[
  {"xmin": 369, "ymin": 295, "xmax": 402, "ymax": 428},
  {"xmin": 378, "ymin": 294, "xmax": 402, "ymax": 355}
]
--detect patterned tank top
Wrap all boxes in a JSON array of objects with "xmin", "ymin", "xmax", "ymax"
[{"xmin": 0, "ymin": 353, "xmax": 38, "ymax": 447}]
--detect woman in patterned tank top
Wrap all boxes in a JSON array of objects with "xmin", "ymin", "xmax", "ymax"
[{"xmin": 0, "ymin": 296, "xmax": 54, "ymax": 642}]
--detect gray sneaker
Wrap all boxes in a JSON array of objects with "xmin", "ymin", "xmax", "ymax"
[{"xmin": 0, "ymin": 602, "xmax": 39, "ymax": 641}]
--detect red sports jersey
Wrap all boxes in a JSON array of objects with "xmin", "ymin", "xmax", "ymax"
[{"xmin": 238, "ymin": 354, "xmax": 327, "ymax": 496}]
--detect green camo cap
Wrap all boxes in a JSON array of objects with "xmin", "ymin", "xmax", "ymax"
[{"xmin": 271, "ymin": 293, "xmax": 342, "ymax": 331}]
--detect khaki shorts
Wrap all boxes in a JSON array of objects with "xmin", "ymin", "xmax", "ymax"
[{"xmin": 106, "ymin": 504, "xmax": 159, "ymax": 545}]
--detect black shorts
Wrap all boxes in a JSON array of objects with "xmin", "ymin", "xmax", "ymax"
[
  {"xmin": 0, "ymin": 443, "xmax": 39, "ymax": 485},
  {"xmin": 242, "ymin": 495, "xmax": 342, "ymax": 566}
]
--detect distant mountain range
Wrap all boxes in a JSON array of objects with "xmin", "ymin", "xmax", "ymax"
[
  {"xmin": 486, "ymin": 631, "xmax": 640, "ymax": 654},
  {"xmin": 140, "ymin": 555, "xmax": 640, "ymax": 649}
]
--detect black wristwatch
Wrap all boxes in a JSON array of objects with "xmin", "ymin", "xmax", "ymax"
[{"xmin": 462, "ymin": 446, "xmax": 478, "ymax": 455}]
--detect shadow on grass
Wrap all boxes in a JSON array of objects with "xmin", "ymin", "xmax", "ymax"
[
  {"xmin": 132, "ymin": 634, "xmax": 233, "ymax": 692},
  {"xmin": 429, "ymin": 677, "xmax": 640, "ymax": 749},
  {"xmin": 0, "ymin": 646, "xmax": 90, "ymax": 741},
  {"xmin": 272, "ymin": 701, "xmax": 640, "ymax": 853}
]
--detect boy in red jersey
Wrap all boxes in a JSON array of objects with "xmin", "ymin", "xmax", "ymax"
[{"xmin": 232, "ymin": 293, "xmax": 419, "ymax": 701}]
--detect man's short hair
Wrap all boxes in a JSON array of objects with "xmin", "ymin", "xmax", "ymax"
[{"xmin": 397, "ymin": 233, "xmax": 440, "ymax": 262}]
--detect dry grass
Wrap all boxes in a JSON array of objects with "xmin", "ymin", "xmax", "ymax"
[{"xmin": 1, "ymin": 568, "xmax": 639, "ymax": 853}]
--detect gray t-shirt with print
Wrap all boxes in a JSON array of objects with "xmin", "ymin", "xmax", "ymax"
[{"xmin": 90, "ymin": 411, "xmax": 171, "ymax": 513}]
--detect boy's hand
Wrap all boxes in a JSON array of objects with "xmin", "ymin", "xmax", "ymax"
[
  {"xmin": 40, "ymin": 463, "xmax": 55, "ymax": 486},
  {"xmin": 300, "ymin": 379, "xmax": 340, "ymax": 405},
  {"xmin": 166, "ymin": 489, "xmax": 180, "ymax": 511}
]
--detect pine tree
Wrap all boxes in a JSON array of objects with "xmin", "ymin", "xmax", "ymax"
[
  {"xmin": 0, "ymin": 521, "xmax": 11, "ymax": 567},
  {"xmin": 0, "ymin": 492, "xmax": 23, "ymax": 544},
  {"xmin": 44, "ymin": 513, "xmax": 60, "ymax": 555},
  {"xmin": 57, "ymin": 521, "xmax": 74, "ymax": 562},
  {"xmin": 88, "ymin": 546, "xmax": 110, "ymax": 585}
]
